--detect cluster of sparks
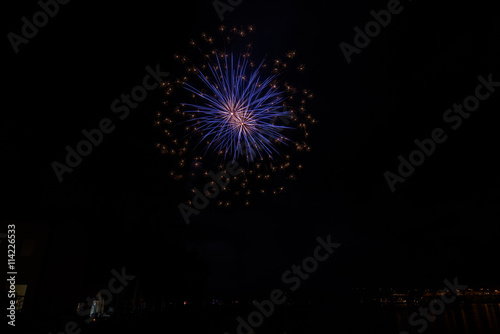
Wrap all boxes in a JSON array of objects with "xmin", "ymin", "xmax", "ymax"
[
  {"xmin": 155, "ymin": 25, "xmax": 316, "ymax": 208},
  {"xmin": 182, "ymin": 53, "xmax": 290, "ymax": 163}
]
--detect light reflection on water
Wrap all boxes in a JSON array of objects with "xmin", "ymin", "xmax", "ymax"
[
  {"xmin": 275, "ymin": 303, "xmax": 500, "ymax": 334},
  {"xmin": 396, "ymin": 303, "xmax": 500, "ymax": 334},
  {"xmin": 460, "ymin": 305, "xmax": 470, "ymax": 333}
]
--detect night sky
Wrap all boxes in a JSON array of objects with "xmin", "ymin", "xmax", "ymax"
[{"xmin": 3, "ymin": 0, "xmax": 500, "ymax": 312}]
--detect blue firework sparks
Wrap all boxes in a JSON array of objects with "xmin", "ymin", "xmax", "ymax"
[
  {"xmin": 155, "ymin": 26, "xmax": 316, "ymax": 206},
  {"xmin": 182, "ymin": 53, "xmax": 291, "ymax": 163}
]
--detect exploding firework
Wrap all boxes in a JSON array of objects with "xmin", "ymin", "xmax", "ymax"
[
  {"xmin": 155, "ymin": 25, "xmax": 316, "ymax": 208},
  {"xmin": 182, "ymin": 53, "xmax": 290, "ymax": 163}
]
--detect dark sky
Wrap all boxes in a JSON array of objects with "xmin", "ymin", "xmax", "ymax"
[{"xmin": 2, "ymin": 0, "xmax": 500, "ymax": 303}]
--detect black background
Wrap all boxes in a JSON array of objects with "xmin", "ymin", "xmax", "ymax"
[{"xmin": 2, "ymin": 0, "xmax": 500, "ymax": 331}]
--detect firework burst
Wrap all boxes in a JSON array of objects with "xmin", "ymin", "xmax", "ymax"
[
  {"xmin": 182, "ymin": 53, "xmax": 291, "ymax": 163},
  {"xmin": 155, "ymin": 25, "xmax": 316, "ymax": 208}
]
